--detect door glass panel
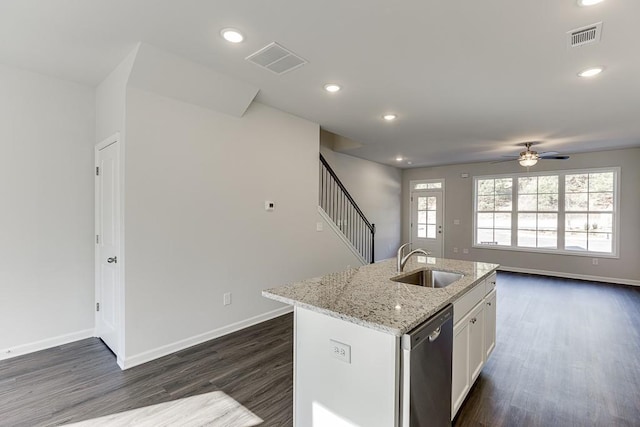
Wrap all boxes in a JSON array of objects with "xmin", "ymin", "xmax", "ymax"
[
  {"xmin": 417, "ymin": 225, "xmax": 426, "ymax": 238},
  {"xmin": 427, "ymin": 225, "xmax": 436, "ymax": 238},
  {"xmin": 427, "ymin": 197, "xmax": 437, "ymax": 210},
  {"xmin": 418, "ymin": 197, "xmax": 427, "ymax": 210}
]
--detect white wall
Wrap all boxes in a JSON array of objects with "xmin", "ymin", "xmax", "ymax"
[
  {"xmin": 123, "ymin": 88, "xmax": 360, "ymax": 365},
  {"xmin": 402, "ymin": 148, "xmax": 640, "ymax": 285},
  {"xmin": 0, "ymin": 64, "xmax": 95, "ymax": 358},
  {"xmin": 96, "ymin": 46, "xmax": 137, "ymax": 142},
  {"xmin": 320, "ymin": 138, "xmax": 402, "ymax": 261}
]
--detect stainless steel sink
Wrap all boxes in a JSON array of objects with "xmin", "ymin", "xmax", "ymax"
[{"xmin": 391, "ymin": 269, "xmax": 464, "ymax": 288}]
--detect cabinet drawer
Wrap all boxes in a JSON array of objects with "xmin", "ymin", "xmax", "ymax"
[
  {"xmin": 485, "ymin": 272, "xmax": 497, "ymax": 294},
  {"xmin": 453, "ymin": 281, "xmax": 485, "ymax": 325}
]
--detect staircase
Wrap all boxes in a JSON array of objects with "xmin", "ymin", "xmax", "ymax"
[{"xmin": 319, "ymin": 154, "xmax": 375, "ymax": 264}]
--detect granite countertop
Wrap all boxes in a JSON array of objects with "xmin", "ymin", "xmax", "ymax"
[{"xmin": 262, "ymin": 257, "xmax": 499, "ymax": 336}]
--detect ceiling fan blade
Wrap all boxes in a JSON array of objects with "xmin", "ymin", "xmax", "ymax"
[
  {"xmin": 500, "ymin": 155, "xmax": 520, "ymax": 158},
  {"xmin": 540, "ymin": 155, "xmax": 570, "ymax": 160},
  {"xmin": 538, "ymin": 151, "xmax": 559, "ymax": 156}
]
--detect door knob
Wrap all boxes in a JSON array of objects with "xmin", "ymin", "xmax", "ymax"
[{"xmin": 107, "ymin": 257, "xmax": 117, "ymax": 264}]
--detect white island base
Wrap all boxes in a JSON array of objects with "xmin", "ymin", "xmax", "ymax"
[
  {"xmin": 262, "ymin": 258, "xmax": 499, "ymax": 426},
  {"xmin": 294, "ymin": 306, "xmax": 400, "ymax": 427}
]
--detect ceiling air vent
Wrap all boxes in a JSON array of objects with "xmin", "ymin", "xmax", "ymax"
[
  {"xmin": 567, "ymin": 22, "xmax": 603, "ymax": 47},
  {"xmin": 246, "ymin": 42, "xmax": 308, "ymax": 75}
]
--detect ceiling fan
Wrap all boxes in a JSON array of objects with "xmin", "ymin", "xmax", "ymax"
[{"xmin": 499, "ymin": 142, "xmax": 570, "ymax": 167}]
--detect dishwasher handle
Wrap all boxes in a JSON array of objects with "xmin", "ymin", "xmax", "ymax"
[{"xmin": 428, "ymin": 327, "xmax": 441, "ymax": 342}]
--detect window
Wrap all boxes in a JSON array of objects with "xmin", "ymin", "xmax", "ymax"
[
  {"xmin": 476, "ymin": 178, "xmax": 512, "ymax": 245},
  {"xmin": 413, "ymin": 181, "xmax": 443, "ymax": 190},
  {"xmin": 565, "ymin": 172, "xmax": 615, "ymax": 253},
  {"xmin": 473, "ymin": 168, "xmax": 618, "ymax": 256},
  {"xmin": 517, "ymin": 175, "xmax": 558, "ymax": 249}
]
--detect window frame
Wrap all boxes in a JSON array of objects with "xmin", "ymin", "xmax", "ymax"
[{"xmin": 472, "ymin": 167, "xmax": 620, "ymax": 258}]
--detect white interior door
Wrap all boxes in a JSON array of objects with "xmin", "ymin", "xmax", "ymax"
[
  {"xmin": 95, "ymin": 137, "xmax": 121, "ymax": 356},
  {"xmin": 410, "ymin": 190, "xmax": 444, "ymax": 257}
]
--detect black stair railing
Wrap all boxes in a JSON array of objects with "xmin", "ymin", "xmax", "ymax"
[{"xmin": 319, "ymin": 154, "xmax": 375, "ymax": 263}]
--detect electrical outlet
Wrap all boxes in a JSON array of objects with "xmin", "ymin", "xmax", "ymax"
[
  {"xmin": 453, "ymin": 219, "xmax": 460, "ymax": 225},
  {"xmin": 329, "ymin": 339, "xmax": 351, "ymax": 363},
  {"xmin": 463, "ymin": 248, "xmax": 469, "ymax": 254},
  {"xmin": 453, "ymin": 247, "xmax": 459, "ymax": 253},
  {"xmin": 264, "ymin": 201, "xmax": 275, "ymax": 211},
  {"xmin": 592, "ymin": 258, "xmax": 598, "ymax": 266},
  {"xmin": 223, "ymin": 292, "xmax": 232, "ymax": 306},
  {"xmin": 316, "ymin": 222, "xmax": 323, "ymax": 232}
]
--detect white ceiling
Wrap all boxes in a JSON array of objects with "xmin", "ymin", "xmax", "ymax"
[{"xmin": 1, "ymin": 0, "xmax": 639, "ymax": 167}]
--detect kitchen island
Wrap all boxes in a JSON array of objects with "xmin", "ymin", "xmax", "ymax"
[{"xmin": 263, "ymin": 256, "xmax": 498, "ymax": 426}]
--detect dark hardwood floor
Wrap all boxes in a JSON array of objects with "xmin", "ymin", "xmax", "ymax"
[
  {"xmin": 1, "ymin": 272, "xmax": 639, "ymax": 426},
  {"xmin": 0, "ymin": 315, "xmax": 294, "ymax": 427}
]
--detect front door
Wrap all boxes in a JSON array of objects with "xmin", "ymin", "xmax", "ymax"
[
  {"xmin": 95, "ymin": 136, "xmax": 121, "ymax": 356},
  {"xmin": 410, "ymin": 190, "xmax": 444, "ymax": 257}
]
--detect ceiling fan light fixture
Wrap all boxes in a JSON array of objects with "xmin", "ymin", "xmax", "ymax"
[
  {"xmin": 519, "ymin": 151, "xmax": 539, "ymax": 167},
  {"xmin": 519, "ymin": 157, "xmax": 538, "ymax": 167}
]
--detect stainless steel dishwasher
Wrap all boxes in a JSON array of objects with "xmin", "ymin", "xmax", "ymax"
[{"xmin": 400, "ymin": 304, "xmax": 453, "ymax": 427}]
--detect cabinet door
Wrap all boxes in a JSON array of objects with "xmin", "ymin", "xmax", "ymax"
[
  {"xmin": 484, "ymin": 289, "xmax": 497, "ymax": 360},
  {"xmin": 468, "ymin": 302, "xmax": 485, "ymax": 384},
  {"xmin": 451, "ymin": 319, "xmax": 470, "ymax": 419}
]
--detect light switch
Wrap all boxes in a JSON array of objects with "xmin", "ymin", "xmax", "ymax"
[{"xmin": 316, "ymin": 222, "xmax": 323, "ymax": 232}]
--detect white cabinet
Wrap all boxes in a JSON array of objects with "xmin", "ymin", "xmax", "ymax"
[
  {"xmin": 452, "ymin": 315, "xmax": 470, "ymax": 415},
  {"xmin": 451, "ymin": 273, "xmax": 497, "ymax": 420},
  {"xmin": 451, "ymin": 300, "xmax": 485, "ymax": 417},
  {"xmin": 484, "ymin": 288, "xmax": 497, "ymax": 360},
  {"xmin": 468, "ymin": 302, "xmax": 485, "ymax": 384}
]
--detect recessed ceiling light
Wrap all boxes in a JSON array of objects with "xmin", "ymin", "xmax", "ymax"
[
  {"xmin": 221, "ymin": 28, "xmax": 244, "ymax": 43},
  {"xmin": 407, "ymin": 161, "xmax": 413, "ymax": 165},
  {"xmin": 324, "ymin": 83, "xmax": 341, "ymax": 93},
  {"xmin": 395, "ymin": 156, "xmax": 403, "ymax": 162},
  {"xmin": 578, "ymin": 67, "xmax": 604, "ymax": 77},
  {"xmin": 577, "ymin": 0, "xmax": 605, "ymax": 6},
  {"xmin": 383, "ymin": 114, "xmax": 397, "ymax": 121}
]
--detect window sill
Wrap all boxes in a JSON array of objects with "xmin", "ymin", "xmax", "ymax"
[{"xmin": 472, "ymin": 244, "xmax": 619, "ymax": 259}]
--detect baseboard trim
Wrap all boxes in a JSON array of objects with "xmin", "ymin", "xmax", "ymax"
[
  {"xmin": 121, "ymin": 306, "xmax": 293, "ymax": 370},
  {"xmin": 499, "ymin": 266, "xmax": 640, "ymax": 287},
  {"xmin": 317, "ymin": 206, "xmax": 368, "ymax": 266},
  {"xmin": 0, "ymin": 328, "xmax": 94, "ymax": 361}
]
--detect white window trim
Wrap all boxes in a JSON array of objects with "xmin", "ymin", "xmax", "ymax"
[{"xmin": 472, "ymin": 167, "xmax": 620, "ymax": 259}]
